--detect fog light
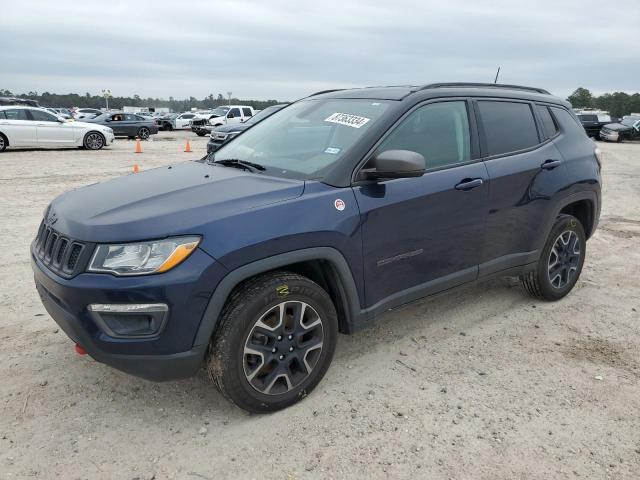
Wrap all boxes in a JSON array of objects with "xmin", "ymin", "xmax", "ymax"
[{"xmin": 87, "ymin": 303, "xmax": 168, "ymax": 338}]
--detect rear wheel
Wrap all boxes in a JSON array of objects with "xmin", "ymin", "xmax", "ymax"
[
  {"xmin": 83, "ymin": 131, "xmax": 105, "ymax": 150},
  {"xmin": 207, "ymin": 271, "xmax": 338, "ymax": 413},
  {"xmin": 196, "ymin": 132, "xmax": 206, "ymax": 137},
  {"xmin": 0, "ymin": 133, "xmax": 7, "ymax": 152},
  {"xmin": 521, "ymin": 214, "xmax": 586, "ymax": 301},
  {"xmin": 137, "ymin": 127, "xmax": 151, "ymax": 140}
]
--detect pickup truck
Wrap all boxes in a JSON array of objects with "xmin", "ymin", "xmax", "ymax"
[{"xmin": 190, "ymin": 105, "xmax": 255, "ymax": 136}]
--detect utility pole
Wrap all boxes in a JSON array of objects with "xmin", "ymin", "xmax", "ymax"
[
  {"xmin": 493, "ymin": 67, "xmax": 501, "ymax": 84},
  {"xmin": 227, "ymin": 91, "xmax": 232, "ymax": 106},
  {"xmin": 102, "ymin": 89, "xmax": 112, "ymax": 110}
]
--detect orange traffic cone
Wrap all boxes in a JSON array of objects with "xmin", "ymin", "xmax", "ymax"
[
  {"xmin": 184, "ymin": 140, "xmax": 192, "ymax": 153},
  {"xmin": 134, "ymin": 138, "xmax": 143, "ymax": 154},
  {"xmin": 133, "ymin": 164, "xmax": 140, "ymax": 173}
]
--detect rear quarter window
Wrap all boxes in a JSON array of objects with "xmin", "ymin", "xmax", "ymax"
[
  {"xmin": 551, "ymin": 107, "xmax": 588, "ymax": 137},
  {"xmin": 536, "ymin": 105, "xmax": 559, "ymax": 139},
  {"xmin": 478, "ymin": 101, "xmax": 540, "ymax": 156}
]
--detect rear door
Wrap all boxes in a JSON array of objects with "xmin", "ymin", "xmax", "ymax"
[
  {"xmin": 0, "ymin": 108, "xmax": 37, "ymax": 146},
  {"xmin": 354, "ymin": 99, "xmax": 489, "ymax": 309},
  {"xmin": 31, "ymin": 109, "xmax": 75, "ymax": 146},
  {"xmin": 476, "ymin": 99, "xmax": 566, "ymax": 275}
]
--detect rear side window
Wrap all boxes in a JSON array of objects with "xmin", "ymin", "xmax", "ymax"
[
  {"xmin": 4, "ymin": 108, "xmax": 30, "ymax": 120},
  {"xmin": 578, "ymin": 114, "xmax": 598, "ymax": 122},
  {"xmin": 0, "ymin": 111, "xmax": 5, "ymax": 119},
  {"xmin": 551, "ymin": 107, "xmax": 588, "ymax": 137},
  {"xmin": 536, "ymin": 105, "xmax": 559, "ymax": 139},
  {"xmin": 242, "ymin": 108, "xmax": 252, "ymax": 117},
  {"xmin": 378, "ymin": 101, "xmax": 471, "ymax": 169},
  {"xmin": 478, "ymin": 101, "xmax": 539, "ymax": 156}
]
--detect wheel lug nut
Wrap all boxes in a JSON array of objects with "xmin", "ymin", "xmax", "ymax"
[
  {"xmin": 271, "ymin": 348, "xmax": 277, "ymax": 353},
  {"xmin": 289, "ymin": 346, "xmax": 294, "ymax": 352},
  {"xmin": 277, "ymin": 335, "xmax": 282, "ymax": 341},
  {"xmin": 279, "ymin": 354, "xmax": 284, "ymax": 360},
  {"xmin": 288, "ymin": 335, "xmax": 293, "ymax": 340}
]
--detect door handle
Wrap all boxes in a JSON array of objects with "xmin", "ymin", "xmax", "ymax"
[
  {"xmin": 541, "ymin": 159, "xmax": 561, "ymax": 170},
  {"xmin": 455, "ymin": 178, "xmax": 483, "ymax": 191}
]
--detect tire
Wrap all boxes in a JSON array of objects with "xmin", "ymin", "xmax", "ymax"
[
  {"xmin": 137, "ymin": 127, "xmax": 151, "ymax": 140},
  {"xmin": 521, "ymin": 214, "xmax": 586, "ymax": 301},
  {"xmin": 196, "ymin": 132, "xmax": 206, "ymax": 137},
  {"xmin": 207, "ymin": 271, "xmax": 338, "ymax": 413},
  {"xmin": 83, "ymin": 131, "xmax": 105, "ymax": 150},
  {"xmin": 165, "ymin": 123, "xmax": 173, "ymax": 131},
  {"xmin": 0, "ymin": 133, "xmax": 7, "ymax": 152}
]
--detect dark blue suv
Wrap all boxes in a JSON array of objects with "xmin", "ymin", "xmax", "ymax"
[{"xmin": 32, "ymin": 83, "xmax": 601, "ymax": 412}]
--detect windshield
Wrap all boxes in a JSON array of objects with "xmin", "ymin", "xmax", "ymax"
[
  {"xmin": 211, "ymin": 106, "xmax": 230, "ymax": 117},
  {"xmin": 212, "ymin": 99, "xmax": 391, "ymax": 180},
  {"xmin": 245, "ymin": 105, "xmax": 284, "ymax": 125},
  {"xmin": 621, "ymin": 117, "xmax": 640, "ymax": 126}
]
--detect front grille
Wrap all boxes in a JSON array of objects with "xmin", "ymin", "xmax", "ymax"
[
  {"xmin": 191, "ymin": 119, "xmax": 207, "ymax": 127},
  {"xmin": 33, "ymin": 220, "xmax": 92, "ymax": 278}
]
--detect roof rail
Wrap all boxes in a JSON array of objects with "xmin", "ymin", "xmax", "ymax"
[
  {"xmin": 308, "ymin": 89, "xmax": 345, "ymax": 97},
  {"xmin": 418, "ymin": 83, "xmax": 550, "ymax": 95}
]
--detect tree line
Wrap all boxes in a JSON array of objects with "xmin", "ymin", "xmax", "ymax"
[
  {"xmin": 567, "ymin": 88, "xmax": 640, "ymax": 117},
  {"xmin": 0, "ymin": 89, "xmax": 283, "ymax": 112}
]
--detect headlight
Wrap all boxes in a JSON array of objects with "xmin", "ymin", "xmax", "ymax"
[{"xmin": 88, "ymin": 236, "xmax": 200, "ymax": 276}]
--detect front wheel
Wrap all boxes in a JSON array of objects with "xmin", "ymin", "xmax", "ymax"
[
  {"xmin": 207, "ymin": 272, "xmax": 338, "ymax": 413},
  {"xmin": 137, "ymin": 127, "xmax": 151, "ymax": 140},
  {"xmin": 0, "ymin": 133, "xmax": 7, "ymax": 152},
  {"xmin": 521, "ymin": 214, "xmax": 586, "ymax": 301},
  {"xmin": 83, "ymin": 131, "xmax": 105, "ymax": 150},
  {"xmin": 196, "ymin": 131, "xmax": 206, "ymax": 137}
]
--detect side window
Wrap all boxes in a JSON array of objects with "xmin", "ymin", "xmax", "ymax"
[
  {"xmin": 229, "ymin": 108, "xmax": 241, "ymax": 117},
  {"xmin": 0, "ymin": 111, "xmax": 6, "ymax": 119},
  {"xmin": 242, "ymin": 108, "xmax": 252, "ymax": 117},
  {"xmin": 111, "ymin": 113, "xmax": 124, "ymax": 122},
  {"xmin": 125, "ymin": 114, "xmax": 141, "ymax": 121},
  {"xmin": 550, "ymin": 107, "xmax": 587, "ymax": 136},
  {"xmin": 30, "ymin": 109, "xmax": 59, "ymax": 122},
  {"xmin": 478, "ymin": 101, "xmax": 540, "ymax": 156},
  {"xmin": 182, "ymin": 114, "xmax": 194, "ymax": 119},
  {"xmin": 536, "ymin": 105, "xmax": 558, "ymax": 139},
  {"xmin": 4, "ymin": 108, "xmax": 30, "ymax": 120},
  {"xmin": 378, "ymin": 101, "xmax": 471, "ymax": 169}
]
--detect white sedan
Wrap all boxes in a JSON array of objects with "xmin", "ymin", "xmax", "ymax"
[{"xmin": 0, "ymin": 106, "xmax": 115, "ymax": 151}]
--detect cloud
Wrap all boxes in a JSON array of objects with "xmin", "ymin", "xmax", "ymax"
[{"xmin": 1, "ymin": 0, "xmax": 638, "ymax": 100}]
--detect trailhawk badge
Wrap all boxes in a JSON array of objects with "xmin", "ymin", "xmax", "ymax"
[{"xmin": 334, "ymin": 199, "xmax": 346, "ymax": 211}]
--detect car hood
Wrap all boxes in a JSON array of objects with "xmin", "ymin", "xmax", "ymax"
[
  {"xmin": 603, "ymin": 123, "xmax": 632, "ymax": 132},
  {"xmin": 47, "ymin": 161, "xmax": 305, "ymax": 243},
  {"xmin": 68, "ymin": 120, "xmax": 108, "ymax": 129},
  {"xmin": 213, "ymin": 123, "xmax": 250, "ymax": 133}
]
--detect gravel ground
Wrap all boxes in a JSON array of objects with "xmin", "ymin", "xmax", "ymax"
[{"xmin": 0, "ymin": 132, "xmax": 639, "ymax": 479}]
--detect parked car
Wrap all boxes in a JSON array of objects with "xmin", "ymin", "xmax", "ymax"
[
  {"xmin": 0, "ymin": 106, "xmax": 114, "ymax": 151},
  {"xmin": 46, "ymin": 108, "xmax": 73, "ymax": 120},
  {"xmin": 171, "ymin": 112, "xmax": 199, "ymax": 130},
  {"xmin": 157, "ymin": 113, "xmax": 179, "ymax": 131},
  {"xmin": 599, "ymin": 116, "xmax": 640, "ymax": 142},
  {"xmin": 575, "ymin": 110, "xmax": 615, "ymax": 138},
  {"xmin": 206, "ymin": 104, "xmax": 288, "ymax": 153},
  {"xmin": 0, "ymin": 96, "xmax": 40, "ymax": 107},
  {"xmin": 31, "ymin": 83, "xmax": 601, "ymax": 413},
  {"xmin": 73, "ymin": 108, "xmax": 103, "ymax": 120},
  {"xmin": 191, "ymin": 105, "xmax": 256, "ymax": 136},
  {"xmin": 85, "ymin": 111, "xmax": 159, "ymax": 139}
]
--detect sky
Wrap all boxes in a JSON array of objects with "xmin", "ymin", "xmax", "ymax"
[{"xmin": 1, "ymin": 0, "xmax": 639, "ymax": 101}]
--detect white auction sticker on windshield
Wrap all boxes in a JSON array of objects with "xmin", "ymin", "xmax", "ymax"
[{"xmin": 325, "ymin": 113, "xmax": 370, "ymax": 129}]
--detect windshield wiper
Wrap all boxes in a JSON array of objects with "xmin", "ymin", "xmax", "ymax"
[{"xmin": 214, "ymin": 158, "xmax": 266, "ymax": 172}]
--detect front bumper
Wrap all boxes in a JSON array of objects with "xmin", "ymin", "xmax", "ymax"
[
  {"xmin": 105, "ymin": 131, "xmax": 115, "ymax": 144},
  {"xmin": 599, "ymin": 130, "xmax": 619, "ymax": 142},
  {"xmin": 31, "ymin": 244, "xmax": 226, "ymax": 381}
]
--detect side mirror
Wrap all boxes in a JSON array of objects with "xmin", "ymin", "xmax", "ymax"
[{"xmin": 361, "ymin": 150, "xmax": 426, "ymax": 180}]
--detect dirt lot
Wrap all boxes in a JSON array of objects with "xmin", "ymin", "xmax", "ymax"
[{"xmin": 0, "ymin": 132, "xmax": 639, "ymax": 479}]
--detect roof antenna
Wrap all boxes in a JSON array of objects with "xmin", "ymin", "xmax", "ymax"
[{"xmin": 494, "ymin": 67, "xmax": 501, "ymax": 84}]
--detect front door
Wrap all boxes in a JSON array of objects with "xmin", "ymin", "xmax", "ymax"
[
  {"xmin": 353, "ymin": 100, "xmax": 489, "ymax": 310},
  {"xmin": 31, "ymin": 109, "xmax": 75, "ymax": 146}
]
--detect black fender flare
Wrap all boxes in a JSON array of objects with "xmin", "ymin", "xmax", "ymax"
[
  {"xmin": 541, "ymin": 190, "xmax": 600, "ymax": 246},
  {"xmin": 192, "ymin": 247, "xmax": 362, "ymax": 347}
]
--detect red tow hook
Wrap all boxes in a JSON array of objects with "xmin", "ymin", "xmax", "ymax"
[{"xmin": 75, "ymin": 343, "xmax": 87, "ymax": 355}]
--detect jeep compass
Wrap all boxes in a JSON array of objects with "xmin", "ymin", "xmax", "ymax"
[{"xmin": 32, "ymin": 83, "xmax": 601, "ymax": 412}]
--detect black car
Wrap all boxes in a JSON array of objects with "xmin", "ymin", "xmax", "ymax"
[
  {"xmin": 576, "ymin": 112, "xmax": 614, "ymax": 138},
  {"xmin": 206, "ymin": 104, "xmax": 288, "ymax": 154},
  {"xmin": 599, "ymin": 116, "xmax": 640, "ymax": 142},
  {"xmin": 86, "ymin": 112, "xmax": 159, "ymax": 139},
  {"xmin": 157, "ymin": 113, "xmax": 178, "ymax": 131}
]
